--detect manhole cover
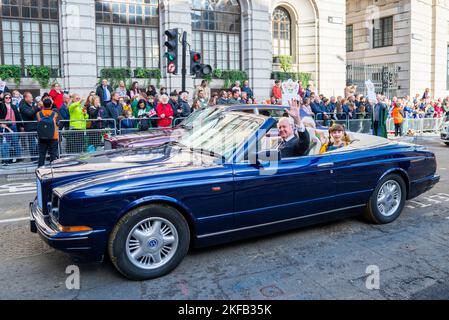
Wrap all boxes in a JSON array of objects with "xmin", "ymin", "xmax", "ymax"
[{"xmin": 260, "ymin": 285, "xmax": 284, "ymax": 298}]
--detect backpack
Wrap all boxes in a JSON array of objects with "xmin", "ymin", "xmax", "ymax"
[
  {"xmin": 138, "ymin": 117, "xmax": 150, "ymax": 131},
  {"xmin": 37, "ymin": 111, "xmax": 56, "ymax": 140}
]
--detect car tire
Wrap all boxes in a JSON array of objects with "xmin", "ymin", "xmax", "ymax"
[
  {"xmin": 363, "ymin": 174, "xmax": 406, "ymax": 224},
  {"xmin": 445, "ymin": 142, "xmax": 449, "ymax": 146},
  {"xmin": 108, "ymin": 204, "xmax": 190, "ymax": 280}
]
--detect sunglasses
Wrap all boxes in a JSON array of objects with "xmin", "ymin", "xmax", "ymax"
[{"xmin": 4, "ymin": 96, "xmax": 11, "ymax": 99}]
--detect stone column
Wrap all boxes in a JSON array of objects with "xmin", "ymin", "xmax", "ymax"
[
  {"xmin": 60, "ymin": 0, "xmax": 98, "ymax": 97},
  {"xmin": 316, "ymin": 0, "xmax": 347, "ymax": 97},
  {"xmin": 243, "ymin": 0, "xmax": 273, "ymax": 100},
  {"xmin": 430, "ymin": 0, "xmax": 449, "ymax": 98}
]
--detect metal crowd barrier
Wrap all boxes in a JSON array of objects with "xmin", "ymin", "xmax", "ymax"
[
  {"xmin": 0, "ymin": 119, "xmax": 117, "ymax": 161},
  {"xmin": 1, "ymin": 117, "xmax": 194, "ymax": 162},
  {"xmin": 118, "ymin": 117, "xmax": 188, "ymax": 135},
  {"xmin": 314, "ymin": 113, "xmax": 373, "ymax": 134},
  {"xmin": 386, "ymin": 117, "xmax": 445, "ymax": 134},
  {"xmin": 58, "ymin": 119, "xmax": 117, "ymax": 156},
  {"xmin": 0, "ymin": 121, "xmax": 40, "ymax": 162}
]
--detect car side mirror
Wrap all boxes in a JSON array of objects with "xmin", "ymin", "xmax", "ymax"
[{"xmin": 250, "ymin": 149, "xmax": 281, "ymax": 167}]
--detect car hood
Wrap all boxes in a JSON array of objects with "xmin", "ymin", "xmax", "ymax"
[{"xmin": 37, "ymin": 143, "xmax": 223, "ymax": 185}]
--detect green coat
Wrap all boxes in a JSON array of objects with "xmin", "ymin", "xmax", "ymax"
[
  {"xmin": 132, "ymin": 103, "xmax": 152, "ymax": 118},
  {"xmin": 69, "ymin": 101, "xmax": 88, "ymax": 130},
  {"xmin": 373, "ymin": 103, "xmax": 388, "ymax": 138}
]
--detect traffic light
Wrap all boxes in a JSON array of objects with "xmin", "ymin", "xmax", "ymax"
[
  {"xmin": 164, "ymin": 29, "xmax": 178, "ymax": 74},
  {"xmin": 190, "ymin": 50, "xmax": 212, "ymax": 78}
]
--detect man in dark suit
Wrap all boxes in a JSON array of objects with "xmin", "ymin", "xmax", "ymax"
[
  {"xmin": 19, "ymin": 92, "xmax": 40, "ymax": 160},
  {"xmin": 277, "ymin": 117, "xmax": 310, "ymax": 158},
  {"xmin": 277, "ymin": 99, "xmax": 311, "ymax": 158},
  {"xmin": 105, "ymin": 92, "xmax": 123, "ymax": 129},
  {"xmin": 96, "ymin": 79, "xmax": 113, "ymax": 106}
]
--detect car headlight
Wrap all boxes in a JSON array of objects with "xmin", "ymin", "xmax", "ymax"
[{"xmin": 48, "ymin": 192, "xmax": 60, "ymax": 222}]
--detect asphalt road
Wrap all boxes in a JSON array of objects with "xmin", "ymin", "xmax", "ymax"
[{"xmin": 0, "ymin": 136, "xmax": 448, "ymax": 300}]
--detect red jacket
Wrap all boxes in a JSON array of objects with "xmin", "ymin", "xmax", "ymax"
[
  {"xmin": 272, "ymin": 85, "xmax": 282, "ymax": 100},
  {"xmin": 49, "ymin": 89, "xmax": 64, "ymax": 109},
  {"xmin": 156, "ymin": 102, "xmax": 173, "ymax": 127}
]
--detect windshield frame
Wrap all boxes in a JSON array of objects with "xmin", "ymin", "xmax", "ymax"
[{"xmin": 177, "ymin": 111, "xmax": 270, "ymax": 162}]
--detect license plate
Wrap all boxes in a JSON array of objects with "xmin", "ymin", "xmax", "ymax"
[{"xmin": 36, "ymin": 178, "xmax": 43, "ymax": 209}]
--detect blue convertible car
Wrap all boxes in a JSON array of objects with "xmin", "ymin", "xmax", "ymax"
[{"xmin": 30, "ymin": 111, "xmax": 439, "ymax": 280}]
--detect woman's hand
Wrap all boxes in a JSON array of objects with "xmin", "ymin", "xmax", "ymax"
[{"xmin": 319, "ymin": 132, "xmax": 327, "ymax": 145}]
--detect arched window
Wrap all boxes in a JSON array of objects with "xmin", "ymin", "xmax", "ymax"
[
  {"xmin": 272, "ymin": 7, "xmax": 291, "ymax": 56},
  {"xmin": 95, "ymin": 0, "xmax": 159, "ymax": 74},
  {"xmin": 0, "ymin": 0, "xmax": 60, "ymax": 76},
  {"xmin": 191, "ymin": 0, "xmax": 241, "ymax": 70}
]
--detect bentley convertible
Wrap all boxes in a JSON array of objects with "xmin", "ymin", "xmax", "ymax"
[{"xmin": 30, "ymin": 111, "xmax": 439, "ymax": 280}]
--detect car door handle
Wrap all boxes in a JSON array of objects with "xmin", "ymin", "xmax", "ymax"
[{"xmin": 317, "ymin": 162, "xmax": 334, "ymax": 168}]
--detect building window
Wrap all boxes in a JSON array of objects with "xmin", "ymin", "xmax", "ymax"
[
  {"xmin": 0, "ymin": 0, "xmax": 60, "ymax": 76},
  {"xmin": 272, "ymin": 7, "xmax": 291, "ymax": 56},
  {"xmin": 346, "ymin": 25, "xmax": 353, "ymax": 52},
  {"xmin": 95, "ymin": 0, "xmax": 159, "ymax": 74},
  {"xmin": 373, "ymin": 16, "xmax": 393, "ymax": 48},
  {"xmin": 191, "ymin": 0, "xmax": 241, "ymax": 70}
]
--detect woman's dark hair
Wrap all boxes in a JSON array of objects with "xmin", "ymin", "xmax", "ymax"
[
  {"xmin": 131, "ymin": 81, "xmax": 139, "ymax": 91},
  {"xmin": 138, "ymin": 99, "xmax": 147, "ymax": 108},
  {"xmin": 329, "ymin": 124, "xmax": 348, "ymax": 140}
]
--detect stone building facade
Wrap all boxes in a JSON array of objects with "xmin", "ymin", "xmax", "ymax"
[
  {"xmin": 346, "ymin": 0, "xmax": 449, "ymax": 98},
  {"xmin": 0, "ymin": 0, "xmax": 346, "ymax": 99}
]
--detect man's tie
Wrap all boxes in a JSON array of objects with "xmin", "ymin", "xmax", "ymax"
[
  {"xmin": 103, "ymin": 86, "xmax": 108, "ymax": 102},
  {"xmin": 279, "ymin": 139, "xmax": 286, "ymax": 149}
]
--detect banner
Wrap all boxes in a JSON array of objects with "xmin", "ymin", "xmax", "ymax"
[
  {"xmin": 281, "ymin": 79, "xmax": 299, "ymax": 106},
  {"xmin": 365, "ymin": 79, "xmax": 376, "ymax": 104}
]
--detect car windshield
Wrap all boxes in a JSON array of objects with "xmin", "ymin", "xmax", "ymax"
[
  {"xmin": 180, "ymin": 107, "xmax": 223, "ymax": 130},
  {"xmin": 178, "ymin": 112, "xmax": 265, "ymax": 160}
]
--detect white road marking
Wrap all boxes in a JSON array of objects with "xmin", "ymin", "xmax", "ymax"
[
  {"xmin": 0, "ymin": 191, "xmax": 36, "ymax": 197},
  {"xmin": 406, "ymin": 193, "xmax": 449, "ymax": 212},
  {"xmin": 0, "ymin": 182, "xmax": 36, "ymax": 197},
  {"xmin": 422, "ymin": 197, "xmax": 442, "ymax": 204},
  {"xmin": 408, "ymin": 200, "xmax": 432, "ymax": 208},
  {"xmin": 0, "ymin": 217, "xmax": 30, "ymax": 224}
]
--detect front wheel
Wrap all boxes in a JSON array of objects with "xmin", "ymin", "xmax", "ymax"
[
  {"xmin": 444, "ymin": 142, "xmax": 449, "ymax": 146},
  {"xmin": 108, "ymin": 204, "xmax": 190, "ymax": 280},
  {"xmin": 363, "ymin": 174, "xmax": 406, "ymax": 224}
]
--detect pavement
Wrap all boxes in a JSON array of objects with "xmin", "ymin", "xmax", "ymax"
[{"xmin": 0, "ymin": 136, "xmax": 448, "ymax": 300}]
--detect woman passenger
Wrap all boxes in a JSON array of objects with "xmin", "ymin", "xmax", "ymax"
[{"xmin": 319, "ymin": 124, "xmax": 351, "ymax": 154}]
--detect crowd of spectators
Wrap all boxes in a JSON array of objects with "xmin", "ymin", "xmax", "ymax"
[
  {"xmin": 270, "ymin": 81, "xmax": 449, "ymax": 123},
  {"xmin": 1, "ymin": 76, "xmax": 449, "ymax": 164}
]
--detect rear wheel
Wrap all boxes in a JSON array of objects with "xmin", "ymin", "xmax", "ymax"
[
  {"xmin": 363, "ymin": 174, "xmax": 406, "ymax": 224},
  {"xmin": 108, "ymin": 204, "xmax": 190, "ymax": 280},
  {"xmin": 444, "ymin": 142, "xmax": 449, "ymax": 146}
]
